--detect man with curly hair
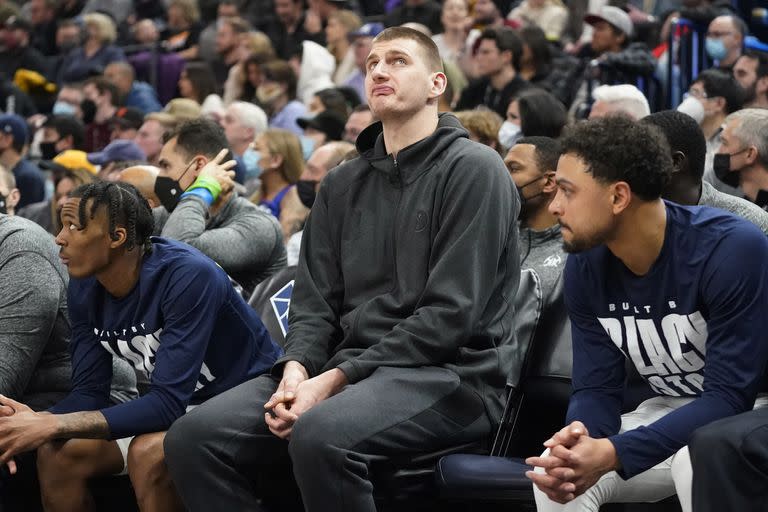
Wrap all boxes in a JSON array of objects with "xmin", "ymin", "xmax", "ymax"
[{"xmin": 525, "ymin": 116, "xmax": 768, "ymax": 511}]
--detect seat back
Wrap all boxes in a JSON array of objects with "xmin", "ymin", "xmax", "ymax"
[{"xmin": 247, "ymin": 266, "xmax": 297, "ymax": 347}]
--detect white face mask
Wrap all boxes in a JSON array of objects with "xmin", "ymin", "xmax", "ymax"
[
  {"xmin": 498, "ymin": 121, "xmax": 522, "ymax": 149},
  {"xmin": 677, "ymin": 96, "xmax": 705, "ymax": 125}
]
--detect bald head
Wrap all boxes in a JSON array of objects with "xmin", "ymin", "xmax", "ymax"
[
  {"xmin": 104, "ymin": 62, "xmax": 136, "ymax": 95},
  {"xmin": 119, "ymin": 165, "xmax": 160, "ymax": 208}
]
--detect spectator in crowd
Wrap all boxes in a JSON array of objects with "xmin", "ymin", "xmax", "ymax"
[
  {"xmin": 431, "ymin": 0, "xmax": 473, "ymax": 67},
  {"xmin": 234, "ymin": 53, "xmax": 272, "ymax": 105},
  {"xmin": 222, "ymin": 31, "xmax": 276, "ymax": 106},
  {"xmin": 155, "ymin": 119, "xmax": 287, "ymax": 294},
  {"xmin": 0, "ymin": 114, "xmax": 44, "ymax": 208},
  {"xmin": 196, "ymin": 0, "xmax": 240, "ymax": 62},
  {"xmin": 504, "ymin": 89, "xmax": 567, "ymax": 147},
  {"xmin": 118, "ymin": 165, "xmax": 160, "ymax": 208},
  {"xmin": 455, "ymin": 27, "xmax": 531, "ymax": 118},
  {"xmin": 0, "ymin": 72, "xmax": 37, "ymax": 117},
  {"xmin": 508, "ymin": 0, "xmax": 568, "ymax": 42},
  {"xmin": 343, "ymin": 22, "xmax": 385, "ymax": 105},
  {"xmin": 135, "ymin": 117, "xmax": 175, "ymax": 166},
  {"xmin": 0, "ymin": 164, "xmax": 20, "ymax": 216},
  {"xmin": 589, "ymin": 84, "xmax": 651, "ymax": 120},
  {"xmin": 28, "ymin": 0, "xmax": 58, "ymax": 56},
  {"xmin": 733, "ymin": 51, "xmax": 768, "ymax": 110},
  {"xmin": 109, "ymin": 107, "xmax": 144, "ymax": 142},
  {"xmin": 471, "ymin": 0, "xmax": 507, "ymax": 31},
  {"xmin": 326, "ymin": 9, "xmax": 362, "ymax": 85},
  {"xmin": 0, "ymin": 16, "xmax": 49, "ymax": 78},
  {"xmin": 285, "ymin": 139, "xmax": 354, "ymax": 263},
  {"xmin": 454, "ymin": 109, "xmax": 503, "ymax": 153},
  {"xmin": 517, "ymin": 26, "xmax": 553, "ymax": 84},
  {"xmin": 266, "ymin": 0, "xmax": 325, "ymax": 60},
  {"xmin": 384, "ymin": 0, "xmax": 443, "ymax": 35},
  {"xmin": 163, "ymin": 0, "xmax": 204, "ymax": 60},
  {"xmin": 644, "ymin": 110, "xmax": 768, "ymax": 234},
  {"xmin": 88, "ymin": 139, "xmax": 147, "ymax": 181},
  {"xmin": 714, "ymin": 109, "xmax": 768, "ymax": 209},
  {"xmin": 177, "ymin": 61, "xmax": 221, "ymax": 114},
  {"xmin": 210, "ymin": 17, "xmax": 251, "ymax": 86},
  {"xmin": 149, "ymin": 98, "xmax": 203, "ymax": 129},
  {"xmin": 103, "ymin": 61, "xmax": 162, "ymax": 114},
  {"xmin": 250, "ymin": 128, "xmax": 305, "ymax": 236},
  {"xmin": 59, "ymin": 13, "xmax": 126, "ymax": 84},
  {"xmin": 679, "ymin": 69, "xmax": 744, "ymax": 195},
  {"xmin": 564, "ymin": 6, "xmax": 655, "ymax": 115},
  {"xmin": 343, "ymin": 103, "xmax": 375, "ymax": 144},
  {"xmin": 39, "ymin": 114, "xmax": 85, "ymax": 161},
  {"xmin": 47, "ymin": 20, "xmax": 81, "ymax": 82},
  {"xmin": 307, "ymin": 88, "xmax": 351, "ymax": 118},
  {"xmin": 705, "ymin": 15, "xmax": 746, "ymax": 72},
  {"xmin": 19, "ymin": 163, "xmax": 95, "ymax": 235},
  {"xmin": 82, "ymin": 76, "xmax": 120, "ymax": 152},
  {"xmin": 51, "ymin": 83, "xmax": 84, "ymax": 119},
  {"xmin": 131, "ymin": 18, "xmax": 161, "ymax": 46},
  {"xmin": 298, "ymin": 110, "xmax": 346, "ymax": 148},
  {"xmin": 527, "ymin": 115, "xmax": 768, "ymax": 512},
  {"xmin": 0, "ymin": 180, "xmax": 283, "ymax": 511},
  {"xmin": 221, "ymin": 101, "xmax": 269, "ymax": 180},
  {"xmin": 292, "ymin": 39, "xmax": 337, "ymax": 105},
  {"xmin": 164, "ymin": 27, "xmax": 519, "ymax": 512},
  {"xmin": 505, "ymin": 136, "xmax": 565, "ymax": 301},
  {"xmin": 259, "ymin": 59, "xmax": 308, "ymax": 136}
]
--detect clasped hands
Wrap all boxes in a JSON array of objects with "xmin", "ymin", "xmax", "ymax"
[
  {"xmin": 264, "ymin": 362, "xmax": 348, "ymax": 439},
  {"xmin": 525, "ymin": 421, "xmax": 620, "ymax": 504},
  {"xmin": 0, "ymin": 395, "xmax": 57, "ymax": 475}
]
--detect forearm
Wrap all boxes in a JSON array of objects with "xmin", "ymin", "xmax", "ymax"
[{"xmin": 53, "ymin": 411, "xmax": 110, "ymax": 440}]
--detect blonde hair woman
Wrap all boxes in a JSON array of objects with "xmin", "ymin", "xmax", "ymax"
[
  {"xmin": 165, "ymin": 0, "xmax": 203, "ymax": 59},
  {"xmin": 223, "ymin": 31, "xmax": 276, "ymax": 105},
  {"xmin": 326, "ymin": 10, "xmax": 362, "ymax": 84},
  {"xmin": 250, "ymin": 129, "xmax": 305, "ymax": 240},
  {"xmin": 61, "ymin": 13, "xmax": 126, "ymax": 83}
]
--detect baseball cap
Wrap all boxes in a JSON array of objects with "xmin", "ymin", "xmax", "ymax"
[
  {"xmin": 40, "ymin": 150, "xmax": 98, "ymax": 175},
  {"xmin": 110, "ymin": 107, "xmax": 144, "ymax": 131},
  {"xmin": 585, "ymin": 6, "xmax": 633, "ymax": 38},
  {"xmin": 87, "ymin": 140, "xmax": 147, "ymax": 165},
  {"xmin": 145, "ymin": 98, "xmax": 202, "ymax": 126},
  {"xmin": 0, "ymin": 114, "xmax": 28, "ymax": 146},
  {"xmin": 297, "ymin": 111, "xmax": 346, "ymax": 141},
  {"xmin": 348, "ymin": 22, "xmax": 384, "ymax": 40},
  {"xmin": 3, "ymin": 16, "xmax": 32, "ymax": 33}
]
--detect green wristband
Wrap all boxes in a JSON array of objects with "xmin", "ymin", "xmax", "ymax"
[{"xmin": 187, "ymin": 175, "xmax": 223, "ymax": 201}]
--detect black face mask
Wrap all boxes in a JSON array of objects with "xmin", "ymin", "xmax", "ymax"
[
  {"xmin": 713, "ymin": 148, "xmax": 748, "ymax": 189},
  {"xmin": 80, "ymin": 99, "xmax": 97, "ymax": 124},
  {"xmin": 40, "ymin": 140, "xmax": 60, "ymax": 161},
  {"xmin": 0, "ymin": 193, "xmax": 7, "ymax": 215},
  {"xmin": 154, "ymin": 160, "xmax": 196, "ymax": 213},
  {"xmin": 296, "ymin": 180, "xmax": 318, "ymax": 209},
  {"xmin": 516, "ymin": 174, "xmax": 546, "ymax": 219}
]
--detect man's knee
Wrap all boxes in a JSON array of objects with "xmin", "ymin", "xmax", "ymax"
[
  {"xmin": 127, "ymin": 433, "xmax": 166, "ymax": 484},
  {"xmin": 37, "ymin": 440, "xmax": 101, "ymax": 481},
  {"xmin": 164, "ymin": 411, "xmax": 208, "ymax": 469},
  {"xmin": 288, "ymin": 410, "xmax": 343, "ymax": 463}
]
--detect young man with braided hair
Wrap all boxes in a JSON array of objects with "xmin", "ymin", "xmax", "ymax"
[{"xmin": 0, "ymin": 180, "xmax": 282, "ymax": 512}]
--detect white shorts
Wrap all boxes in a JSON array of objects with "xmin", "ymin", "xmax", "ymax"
[{"xmin": 114, "ymin": 405, "xmax": 196, "ymax": 475}]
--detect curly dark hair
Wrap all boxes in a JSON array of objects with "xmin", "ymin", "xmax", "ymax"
[
  {"xmin": 70, "ymin": 181, "xmax": 155, "ymax": 252},
  {"xmin": 559, "ymin": 116, "xmax": 673, "ymax": 201}
]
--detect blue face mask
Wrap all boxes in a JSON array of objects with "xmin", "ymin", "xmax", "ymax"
[
  {"xmin": 242, "ymin": 148, "xmax": 262, "ymax": 181},
  {"xmin": 52, "ymin": 101, "xmax": 77, "ymax": 116},
  {"xmin": 705, "ymin": 38, "xmax": 728, "ymax": 61},
  {"xmin": 299, "ymin": 136, "xmax": 316, "ymax": 161}
]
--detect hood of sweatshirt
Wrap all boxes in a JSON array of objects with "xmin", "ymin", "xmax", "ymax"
[
  {"xmin": 297, "ymin": 40, "xmax": 337, "ymax": 104},
  {"xmin": 355, "ymin": 112, "xmax": 470, "ymax": 186}
]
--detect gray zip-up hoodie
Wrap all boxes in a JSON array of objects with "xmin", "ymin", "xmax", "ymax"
[{"xmin": 275, "ymin": 114, "xmax": 520, "ymax": 419}]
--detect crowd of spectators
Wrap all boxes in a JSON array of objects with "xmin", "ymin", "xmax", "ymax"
[{"xmin": 0, "ymin": 0, "xmax": 766, "ymax": 510}]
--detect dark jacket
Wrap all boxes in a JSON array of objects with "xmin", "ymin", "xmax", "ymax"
[
  {"xmin": 275, "ymin": 114, "xmax": 521, "ymax": 420},
  {"xmin": 455, "ymin": 74, "xmax": 532, "ymax": 118}
]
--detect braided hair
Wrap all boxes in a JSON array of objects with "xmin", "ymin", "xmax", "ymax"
[{"xmin": 70, "ymin": 181, "xmax": 155, "ymax": 253}]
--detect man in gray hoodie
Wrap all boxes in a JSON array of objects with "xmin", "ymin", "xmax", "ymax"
[{"xmin": 164, "ymin": 26, "xmax": 520, "ymax": 512}]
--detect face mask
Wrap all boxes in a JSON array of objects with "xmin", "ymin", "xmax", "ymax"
[
  {"xmin": 58, "ymin": 40, "xmax": 78, "ymax": 53},
  {"xmin": 677, "ymin": 96, "xmax": 705, "ymax": 125},
  {"xmin": 296, "ymin": 180, "xmax": 318, "ymax": 209},
  {"xmin": 713, "ymin": 148, "xmax": 749, "ymax": 188},
  {"xmin": 516, "ymin": 174, "xmax": 546, "ymax": 218},
  {"xmin": 705, "ymin": 37, "xmax": 728, "ymax": 61},
  {"xmin": 498, "ymin": 121, "xmax": 522, "ymax": 149},
  {"xmin": 40, "ymin": 140, "xmax": 60, "ymax": 161},
  {"xmin": 299, "ymin": 136, "xmax": 316, "ymax": 161},
  {"xmin": 256, "ymin": 85, "xmax": 283, "ymax": 106},
  {"xmin": 0, "ymin": 193, "xmax": 6, "ymax": 215},
  {"xmin": 154, "ymin": 159, "xmax": 196, "ymax": 212},
  {"xmin": 242, "ymin": 148, "xmax": 262, "ymax": 180},
  {"xmin": 80, "ymin": 99, "xmax": 97, "ymax": 124},
  {"xmin": 52, "ymin": 101, "xmax": 77, "ymax": 116}
]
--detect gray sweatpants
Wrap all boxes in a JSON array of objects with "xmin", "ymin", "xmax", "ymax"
[{"xmin": 164, "ymin": 366, "xmax": 493, "ymax": 512}]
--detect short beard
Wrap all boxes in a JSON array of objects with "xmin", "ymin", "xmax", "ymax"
[{"xmin": 561, "ymin": 228, "xmax": 610, "ymax": 254}]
